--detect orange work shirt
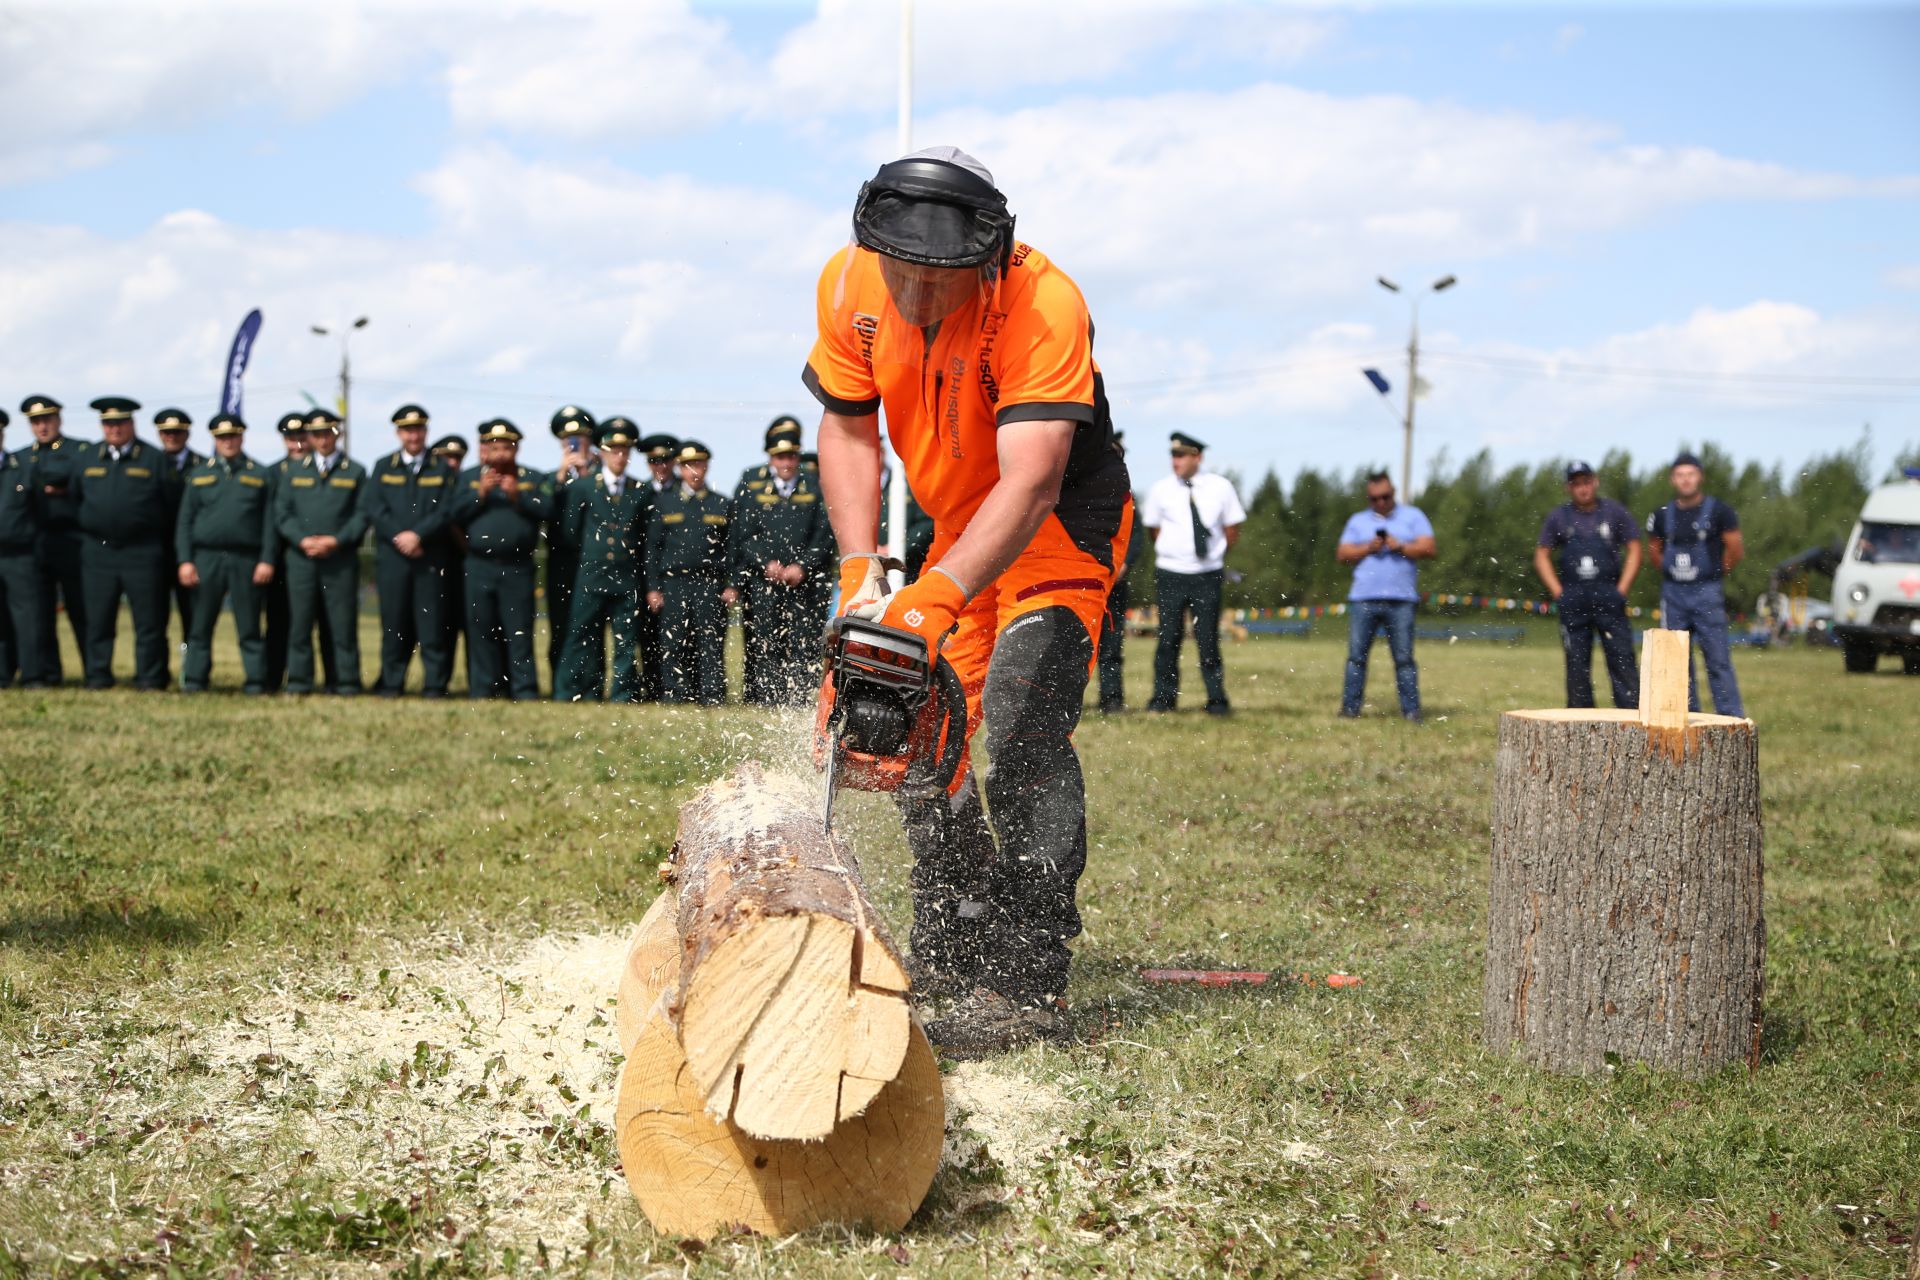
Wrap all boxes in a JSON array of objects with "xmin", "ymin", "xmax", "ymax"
[{"xmin": 803, "ymin": 242, "xmax": 1129, "ymax": 557}]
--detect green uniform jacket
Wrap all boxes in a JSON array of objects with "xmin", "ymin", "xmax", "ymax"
[
  {"xmin": 568, "ymin": 472, "xmax": 652, "ymax": 595},
  {"xmin": 0, "ymin": 450, "xmax": 41, "ymax": 549},
  {"xmin": 728, "ymin": 468, "xmax": 833, "ymax": 592},
  {"xmin": 550, "ymin": 463, "xmax": 600, "ymax": 554},
  {"xmin": 75, "ymin": 439, "xmax": 173, "ymax": 545},
  {"xmin": 450, "ymin": 466, "xmax": 551, "ymax": 559},
  {"xmin": 15, "ymin": 438, "xmax": 92, "ymax": 531},
  {"xmin": 364, "ymin": 451, "xmax": 456, "ymax": 548},
  {"xmin": 160, "ymin": 447, "xmax": 206, "ymax": 519},
  {"xmin": 274, "ymin": 455, "xmax": 372, "ymax": 547},
  {"xmin": 646, "ymin": 485, "xmax": 733, "ymax": 591},
  {"xmin": 263, "ymin": 456, "xmax": 303, "ymax": 562},
  {"xmin": 177, "ymin": 454, "xmax": 274, "ymax": 562}
]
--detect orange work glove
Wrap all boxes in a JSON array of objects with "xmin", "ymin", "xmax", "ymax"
[
  {"xmin": 863, "ymin": 568, "xmax": 968, "ymax": 655},
  {"xmin": 837, "ymin": 553, "xmax": 891, "ymax": 617}
]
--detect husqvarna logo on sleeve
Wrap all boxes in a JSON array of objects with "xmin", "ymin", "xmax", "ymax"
[{"xmin": 852, "ymin": 313, "xmax": 879, "ymax": 369}]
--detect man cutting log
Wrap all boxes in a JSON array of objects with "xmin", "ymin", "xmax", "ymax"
[{"xmin": 803, "ymin": 146, "xmax": 1133, "ymax": 1054}]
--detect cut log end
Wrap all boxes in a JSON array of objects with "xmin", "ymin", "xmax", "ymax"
[
  {"xmin": 616, "ymin": 1002, "xmax": 944, "ymax": 1239},
  {"xmin": 680, "ymin": 913, "xmax": 910, "ymax": 1140},
  {"xmin": 667, "ymin": 763, "xmax": 917, "ymax": 1141}
]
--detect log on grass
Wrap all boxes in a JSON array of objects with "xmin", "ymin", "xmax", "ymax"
[
  {"xmin": 614, "ymin": 875, "xmax": 944, "ymax": 1238},
  {"xmin": 665, "ymin": 761, "xmax": 915, "ymax": 1140},
  {"xmin": 1483, "ymin": 630, "xmax": 1765, "ymax": 1076}
]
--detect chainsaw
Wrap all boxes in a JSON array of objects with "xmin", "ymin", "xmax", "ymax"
[{"xmin": 815, "ymin": 616, "xmax": 968, "ymax": 832}]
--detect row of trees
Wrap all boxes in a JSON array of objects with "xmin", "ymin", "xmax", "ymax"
[{"xmin": 1125, "ymin": 436, "xmax": 1920, "ymax": 615}]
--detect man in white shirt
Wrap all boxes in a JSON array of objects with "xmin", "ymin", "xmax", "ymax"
[{"xmin": 1141, "ymin": 432, "xmax": 1245, "ymax": 714}]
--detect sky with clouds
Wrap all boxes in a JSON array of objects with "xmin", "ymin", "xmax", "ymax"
[{"xmin": 2, "ymin": 0, "xmax": 1916, "ymax": 491}]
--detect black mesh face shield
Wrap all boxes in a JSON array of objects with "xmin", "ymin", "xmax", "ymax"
[{"xmin": 852, "ymin": 157, "xmax": 1015, "ymax": 274}]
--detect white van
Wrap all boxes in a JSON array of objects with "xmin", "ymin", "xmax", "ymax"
[{"xmin": 1832, "ymin": 467, "xmax": 1920, "ymax": 674}]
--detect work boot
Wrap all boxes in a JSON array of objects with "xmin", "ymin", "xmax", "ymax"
[
  {"xmin": 904, "ymin": 952, "xmax": 976, "ymax": 1001},
  {"xmin": 924, "ymin": 988, "xmax": 1070, "ymax": 1058}
]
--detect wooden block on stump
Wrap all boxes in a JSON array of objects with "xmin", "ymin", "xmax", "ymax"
[
  {"xmin": 611, "ymin": 763, "xmax": 944, "ymax": 1239},
  {"xmin": 1483, "ymin": 630, "xmax": 1765, "ymax": 1075}
]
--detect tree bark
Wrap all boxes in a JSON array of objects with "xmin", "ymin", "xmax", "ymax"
[
  {"xmin": 1484, "ymin": 708, "xmax": 1765, "ymax": 1075},
  {"xmin": 661, "ymin": 761, "xmax": 914, "ymax": 1141}
]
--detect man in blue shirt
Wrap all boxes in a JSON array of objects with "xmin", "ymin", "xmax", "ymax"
[
  {"xmin": 1645, "ymin": 451, "xmax": 1745, "ymax": 717},
  {"xmin": 1533, "ymin": 461, "xmax": 1641, "ymax": 709},
  {"xmin": 1336, "ymin": 471, "xmax": 1436, "ymax": 721}
]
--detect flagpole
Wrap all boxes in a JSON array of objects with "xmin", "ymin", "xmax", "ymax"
[{"xmin": 885, "ymin": 0, "xmax": 913, "ymax": 583}]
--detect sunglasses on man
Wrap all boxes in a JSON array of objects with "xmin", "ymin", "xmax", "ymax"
[{"xmin": 1368, "ymin": 490, "xmax": 1395, "ymax": 505}]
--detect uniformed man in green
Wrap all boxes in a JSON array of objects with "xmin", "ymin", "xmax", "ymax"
[
  {"xmin": 176, "ymin": 413, "xmax": 275, "ymax": 693},
  {"xmin": 451, "ymin": 419, "xmax": 550, "ymax": 700},
  {"xmin": 365, "ymin": 404, "xmax": 455, "ymax": 697},
  {"xmin": 729, "ymin": 418, "xmax": 794, "ymax": 705},
  {"xmin": 274, "ymin": 408, "xmax": 369, "ymax": 695},
  {"xmin": 547, "ymin": 405, "xmax": 598, "ymax": 683},
  {"xmin": 16, "ymin": 394, "xmax": 89, "ymax": 686},
  {"xmin": 0, "ymin": 409, "xmax": 46, "ymax": 687},
  {"xmin": 73, "ymin": 396, "xmax": 173, "ymax": 689},
  {"xmin": 154, "ymin": 407, "xmax": 206, "ymax": 645},
  {"xmin": 729, "ymin": 418, "xmax": 832, "ymax": 706},
  {"xmin": 555, "ymin": 418, "xmax": 651, "ymax": 702},
  {"xmin": 263, "ymin": 412, "xmax": 327, "ymax": 691},
  {"xmin": 635, "ymin": 433, "xmax": 679, "ymax": 700},
  {"xmin": 431, "ymin": 433, "xmax": 471, "ymax": 687},
  {"xmin": 646, "ymin": 440, "xmax": 735, "ymax": 705}
]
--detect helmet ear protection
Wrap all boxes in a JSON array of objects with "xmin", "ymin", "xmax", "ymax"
[{"xmin": 852, "ymin": 157, "xmax": 1016, "ymax": 277}]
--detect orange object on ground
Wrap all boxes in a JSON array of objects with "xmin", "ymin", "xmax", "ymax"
[{"xmin": 1139, "ymin": 969, "xmax": 1366, "ymax": 990}]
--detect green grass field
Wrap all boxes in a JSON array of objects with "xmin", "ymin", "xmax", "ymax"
[{"xmin": 2, "ymin": 620, "xmax": 1916, "ymax": 1278}]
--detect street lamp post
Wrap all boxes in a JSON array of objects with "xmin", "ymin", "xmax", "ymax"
[
  {"xmin": 311, "ymin": 316, "xmax": 370, "ymax": 456},
  {"xmin": 1375, "ymin": 275, "xmax": 1455, "ymax": 498}
]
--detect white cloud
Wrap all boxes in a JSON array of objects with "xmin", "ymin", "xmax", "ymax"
[
  {"xmin": 412, "ymin": 145, "xmax": 841, "ymax": 274},
  {"xmin": 1885, "ymin": 264, "xmax": 1920, "ymax": 291},
  {"xmin": 1553, "ymin": 23, "xmax": 1585, "ymax": 54},
  {"xmin": 768, "ymin": 0, "xmax": 1334, "ymax": 119},
  {"xmin": 908, "ymin": 82, "xmax": 1919, "ymax": 316},
  {"xmin": 442, "ymin": 1, "xmax": 752, "ymax": 140},
  {"xmin": 0, "ymin": 0, "xmax": 1341, "ymax": 162},
  {"xmin": 0, "ymin": 1, "xmax": 431, "ymax": 180},
  {"xmin": 1090, "ymin": 298, "xmax": 1920, "ymax": 484},
  {"xmin": 0, "ymin": 161, "xmax": 837, "ymax": 473}
]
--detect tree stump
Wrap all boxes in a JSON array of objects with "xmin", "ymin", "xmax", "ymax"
[
  {"xmin": 1483, "ymin": 630, "xmax": 1765, "ymax": 1075},
  {"xmin": 612, "ymin": 762, "xmax": 944, "ymax": 1238}
]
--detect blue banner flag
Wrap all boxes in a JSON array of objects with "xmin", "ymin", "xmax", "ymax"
[
  {"xmin": 220, "ymin": 309, "xmax": 264, "ymax": 418},
  {"xmin": 1362, "ymin": 368, "xmax": 1391, "ymax": 396}
]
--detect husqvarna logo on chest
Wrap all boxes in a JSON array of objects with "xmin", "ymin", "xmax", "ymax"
[
  {"xmin": 978, "ymin": 311, "xmax": 1006, "ymax": 405},
  {"xmin": 944, "ymin": 357, "xmax": 965, "ymax": 459}
]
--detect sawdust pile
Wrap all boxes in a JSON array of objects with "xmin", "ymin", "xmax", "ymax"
[
  {"xmin": 201, "ymin": 927, "xmax": 636, "ymax": 1248},
  {"xmin": 943, "ymin": 1060, "xmax": 1070, "ymax": 1178}
]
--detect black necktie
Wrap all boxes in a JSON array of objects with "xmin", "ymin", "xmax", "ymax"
[{"xmin": 1186, "ymin": 482, "xmax": 1210, "ymax": 558}]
